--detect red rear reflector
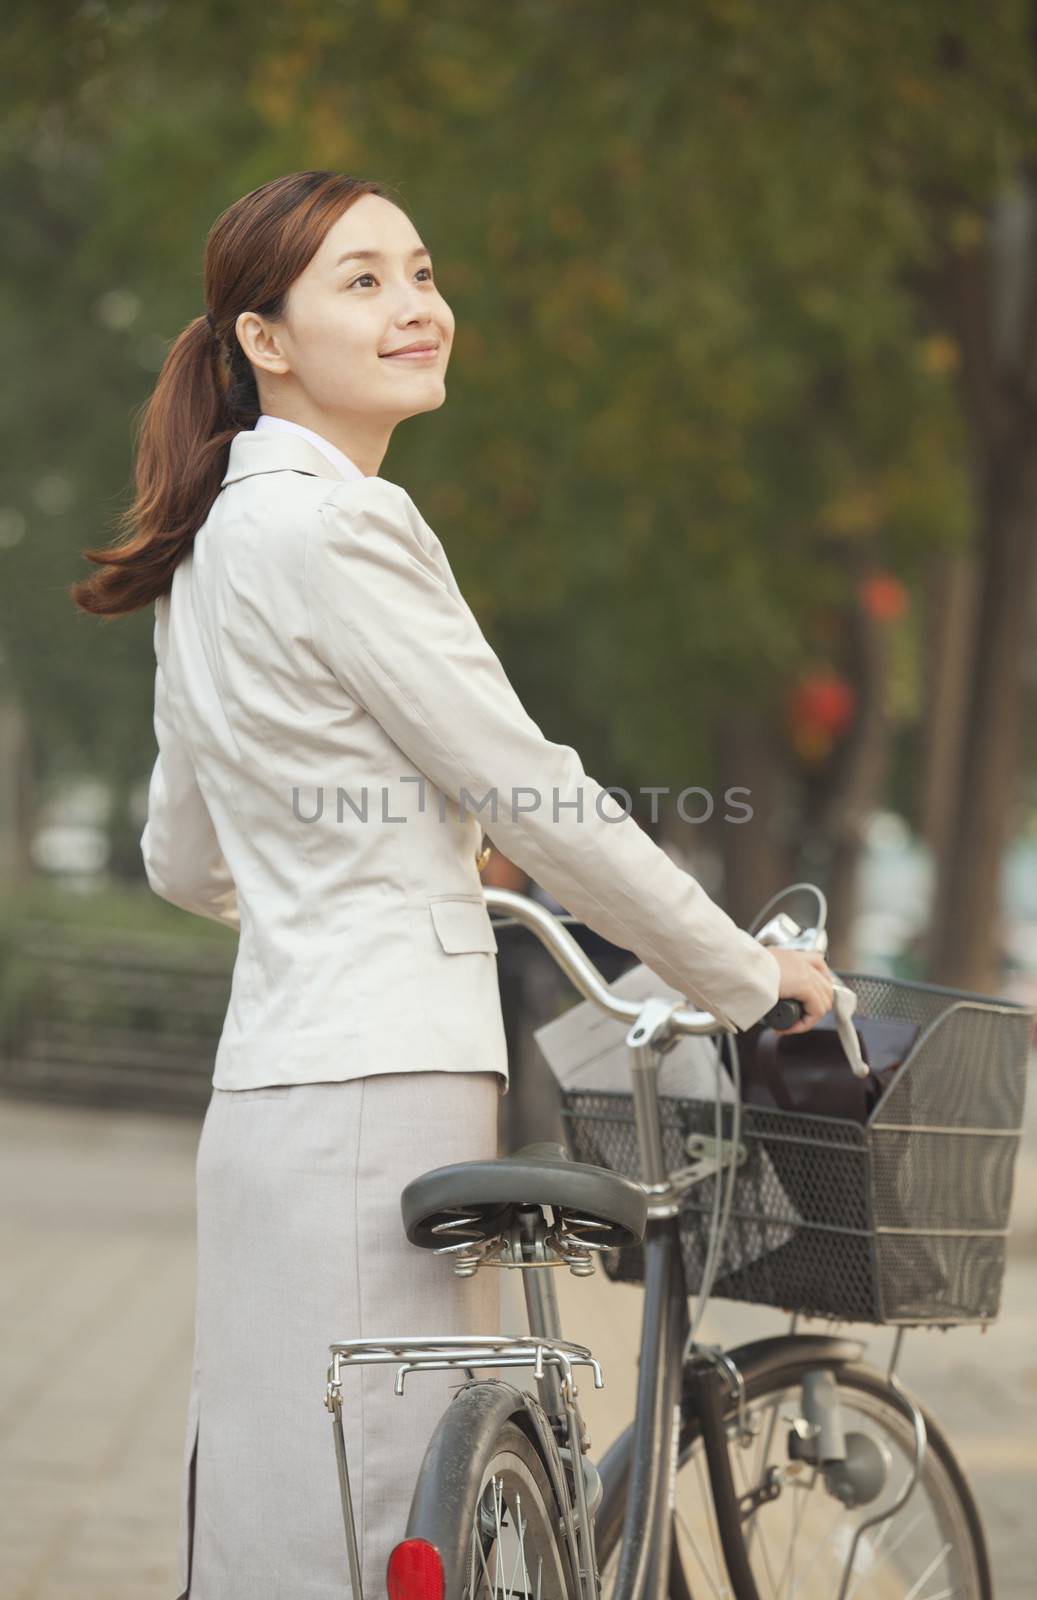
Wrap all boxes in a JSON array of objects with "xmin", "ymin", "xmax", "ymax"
[{"xmin": 387, "ymin": 1538, "xmax": 444, "ymax": 1600}]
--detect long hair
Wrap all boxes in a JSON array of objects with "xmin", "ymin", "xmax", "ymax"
[{"xmin": 69, "ymin": 171, "xmax": 390, "ymax": 619}]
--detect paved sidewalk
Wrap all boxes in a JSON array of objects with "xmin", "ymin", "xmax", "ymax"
[{"xmin": 1, "ymin": 1082, "xmax": 1035, "ymax": 1598}]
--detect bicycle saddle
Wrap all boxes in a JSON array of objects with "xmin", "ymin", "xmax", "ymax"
[{"xmin": 400, "ymin": 1140, "xmax": 647, "ymax": 1252}]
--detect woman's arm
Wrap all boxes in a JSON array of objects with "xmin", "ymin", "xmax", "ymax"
[
  {"xmin": 140, "ymin": 643, "xmax": 240, "ymax": 932},
  {"xmin": 303, "ymin": 478, "xmax": 779, "ymax": 1031}
]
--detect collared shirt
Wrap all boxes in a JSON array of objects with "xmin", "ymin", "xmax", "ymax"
[{"xmin": 254, "ymin": 413, "xmax": 366, "ymax": 481}]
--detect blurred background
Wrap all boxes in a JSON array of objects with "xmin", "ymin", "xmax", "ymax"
[{"xmin": 2, "ymin": 3, "xmax": 1036, "ymax": 1596}]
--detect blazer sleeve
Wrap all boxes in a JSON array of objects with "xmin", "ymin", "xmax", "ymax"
[
  {"xmin": 304, "ymin": 479, "xmax": 780, "ymax": 1030},
  {"xmin": 140, "ymin": 618, "xmax": 240, "ymax": 932}
]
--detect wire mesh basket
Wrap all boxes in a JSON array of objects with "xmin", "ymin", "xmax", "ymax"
[{"xmin": 559, "ymin": 973, "xmax": 1034, "ymax": 1327}]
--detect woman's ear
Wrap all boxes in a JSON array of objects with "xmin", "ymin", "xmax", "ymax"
[{"xmin": 236, "ymin": 311, "xmax": 290, "ymax": 377}]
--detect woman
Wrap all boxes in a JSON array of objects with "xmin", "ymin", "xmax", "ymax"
[{"xmin": 70, "ymin": 171, "xmax": 834, "ymax": 1599}]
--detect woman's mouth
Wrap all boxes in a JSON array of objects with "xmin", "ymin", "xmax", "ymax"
[{"xmin": 380, "ymin": 342, "xmax": 439, "ymax": 362}]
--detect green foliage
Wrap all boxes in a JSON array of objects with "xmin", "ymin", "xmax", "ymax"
[
  {"xmin": 0, "ymin": 877, "xmax": 234, "ymax": 1049},
  {"xmin": 2, "ymin": 1, "xmax": 1035, "ymax": 839},
  {"xmin": 0, "ymin": 876, "xmax": 236, "ymax": 942}
]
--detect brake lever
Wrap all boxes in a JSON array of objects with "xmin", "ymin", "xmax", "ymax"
[
  {"xmin": 755, "ymin": 913, "xmax": 827, "ymax": 1034},
  {"xmin": 756, "ymin": 925, "xmax": 869, "ymax": 1074}
]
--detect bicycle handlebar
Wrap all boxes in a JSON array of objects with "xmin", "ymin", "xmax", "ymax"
[{"xmin": 482, "ymin": 886, "xmax": 805, "ymax": 1037}]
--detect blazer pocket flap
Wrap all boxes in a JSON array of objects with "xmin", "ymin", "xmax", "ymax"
[{"xmin": 429, "ymin": 895, "xmax": 498, "ymax": 955}]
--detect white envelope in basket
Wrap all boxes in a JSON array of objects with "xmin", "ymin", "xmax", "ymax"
[
  {"xmin": 533, "ymin": 961, "xmax": 799, "ymax": 1274},
  {"xmin": 532, "ymin": 960, "xmax": 729, "ymax": 1100}
]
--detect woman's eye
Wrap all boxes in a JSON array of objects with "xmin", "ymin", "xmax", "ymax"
[{"xmin": 348, "ymin": 268, "xmax": 434, "ymax": 289}]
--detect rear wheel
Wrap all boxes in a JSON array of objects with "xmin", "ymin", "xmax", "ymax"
[
  {"xmin": 596, "ymin": 1358, "xmax": 990, "ymax": 1599},
  {"xmin": 462, "ymin": 1421, "xmax": 574, "ymax": 1600}
]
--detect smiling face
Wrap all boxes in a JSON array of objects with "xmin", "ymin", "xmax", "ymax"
[{"xmin": 235, "ymin": 193, "xmax": 455, "ymax": 474}]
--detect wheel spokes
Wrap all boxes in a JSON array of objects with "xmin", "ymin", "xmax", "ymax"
[
  {"xmin": 680, "ymin": 1388, "xmax": 975, "ymax": 1599},
  {"xmin": 470, "ymin": 1471, "xmax": 558, "ymax": 1600}
]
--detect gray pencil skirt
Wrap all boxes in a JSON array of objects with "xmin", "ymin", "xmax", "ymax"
[{"xmin": 174, "ymin": 1070, "xmax": 502, "ymax": 1599}]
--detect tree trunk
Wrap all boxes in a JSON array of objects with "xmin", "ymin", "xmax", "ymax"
[
  {"xmin": 0, "ymin": 695, "xmax": 34, "ymax": 885},
  {"xmin": 918, "ymin": 549, "xmax": 978, "ymax": 867},
  {"xmin": 712, "ymin": 704, "xmax": 796, "ymax": 930},
  {"xmin": 810, "ymin": 580, "xmax": 895, "ymax": 969},
  {"xmin": 926, "ymin": 177, "xmax": 1037, "ymax": 991},
  {"xmin": 928, "ymin": 454, "xmax": 1037, "ymax": 988}
]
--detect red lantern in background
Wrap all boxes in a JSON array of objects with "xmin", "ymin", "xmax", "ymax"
[
  {"xmin": 786, "ymin": 670, "xmax": 857, "ymax": 763},
  {"xmin": 860, "ymin": 571, "xmax": 908, "ymax": 621}
]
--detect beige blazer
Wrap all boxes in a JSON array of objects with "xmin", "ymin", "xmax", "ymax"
[{"xmin": 141, "ymin": 427, "xmax": 780, "ymax": 1092}]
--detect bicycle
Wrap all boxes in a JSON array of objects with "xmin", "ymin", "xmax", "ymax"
[{"xmin": 324, "ymin": 882, "xmax": 1033, "ymax": 1599}]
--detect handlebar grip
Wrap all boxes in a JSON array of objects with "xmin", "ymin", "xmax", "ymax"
[{"xmin": 760, "ymin": 997, "xmax": 804, "ymax": 1031}]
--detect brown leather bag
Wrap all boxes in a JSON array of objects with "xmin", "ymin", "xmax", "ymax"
[
  {"xmin": 711, "ymin": 1009, "xmax": 938, "ymax": 1318},
  {"xmin": 736, "ymin": 1012, "xmax": 921, "ymax": 1125}
]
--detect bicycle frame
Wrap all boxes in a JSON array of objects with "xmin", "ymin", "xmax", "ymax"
[
  {"xmin": 483, "ymin": 888, "xmax": 742, "ymax": 1600},
  {"xmin": 505, "ymin": 1058, "xmax": 692, "ymax": 1600},
  {"xmin": 481, "ymin": 888, "xmax": 932, "ymax": 1600},
  {"xmin": 602, "ymin": 1212, "xmax": 688, "ymax": 1600}
]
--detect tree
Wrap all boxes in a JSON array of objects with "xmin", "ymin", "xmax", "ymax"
[{"xmin": 1, "ymin": 3, "xmax": 1033, "ymax": 983}]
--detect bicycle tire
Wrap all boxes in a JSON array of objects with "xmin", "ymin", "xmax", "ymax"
[
  {"xmin": 400, "ymin": 1380, "xmax": 579, "ymax": 1599},
  {"xmin": 595, "ymin": 1349, "xmax": 991, "ymax": 1600}
]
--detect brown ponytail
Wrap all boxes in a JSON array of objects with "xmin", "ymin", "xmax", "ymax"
[{"xmin": 70, "ymin": 171, "xmax": 390, "ymax": 619}]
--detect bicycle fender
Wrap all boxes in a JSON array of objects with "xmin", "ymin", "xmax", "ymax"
[
  {"xmin": 404, "ymin": 1376, "xmax": 578, "ymax": 1596},
  {"xmin": 708, "ymin": 1334, "xmax": 866, "ymax": 1391}
]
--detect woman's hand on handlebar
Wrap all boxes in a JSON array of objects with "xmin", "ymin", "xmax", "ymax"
[{"xmin": 767, "ymin": 948, "xmax": 836, "ymax": 1034}]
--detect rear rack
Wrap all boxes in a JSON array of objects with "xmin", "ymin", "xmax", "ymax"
[{"xmin": 324, "ymin": 1332, "xmax": 604, "ymax": 1600}]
